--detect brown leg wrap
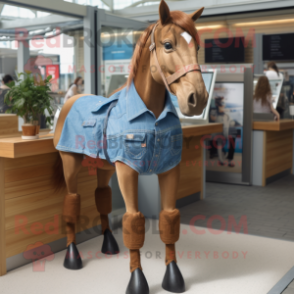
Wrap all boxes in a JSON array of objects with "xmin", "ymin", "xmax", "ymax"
[
  {"xmin": 66, "ymin": 223, "xmax": 76, "ymax": 247},
  {"xmin": 95, "ymin": 187, "xmax": 112, "ymax": 233},
  {"xmin": 95, "ymin": 187, "xmax": 112, "ymax": 215},
  {"xmin": 100, "ymin": 215, "xmax": 110, "ymax": 234},
  {"xmin": 123, "ymin": 212, "xmax": 145, "ymax": 272},
  {"xmin": 123, "ymin": 212, "xmax": 145, "ymax": 249},
  {"xmin": 130, "ymin": 250, "xmax": 142, "ymax": 272},
  {"xmin": 166, "ymin": 244, "xmax": 177, "ymax": 265},
  {"xmin": 159, "ymin": 209, "xmax": 180, "ymax": 265},
  {"xmin": 63, "ymin": 193, "xmax": 81, "ymax": 224}
]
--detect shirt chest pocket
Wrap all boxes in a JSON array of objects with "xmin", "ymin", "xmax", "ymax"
[
  {"xmin": 82, "ymin": 119, "xmax": 103, "ymax": 156},
  {"xmin": 124, "ymin": 133, "xmax": 147, "ymax": 160}
]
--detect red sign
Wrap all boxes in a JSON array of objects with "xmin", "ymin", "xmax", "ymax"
[
  {"xmin": 46, "ymin": 64, "xmax": 60, "ymax": 81},
  {"xmin": 46, "ymin": 64, "xmax": 60, "ymax": 91}
]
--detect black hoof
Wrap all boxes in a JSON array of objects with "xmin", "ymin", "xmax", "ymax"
[
  {"xmin": 63, "ymin": 243, "xmax": 83, "ymax": 270},
  {"xmin": 101, "ymin": 229, "xmax": 120, "ymax": 255},
  {"xmin": 162, "ymin": 261, "xmax": 185, "ymax": 293},
  {"xmin": 126, "ymin": 268, "xmax": 149, "ymax": 294}
]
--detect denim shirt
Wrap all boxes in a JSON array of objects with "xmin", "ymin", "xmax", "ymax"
[{"xmin": 56, "ymin": 81, "xmax": 183, "ymax": 175}]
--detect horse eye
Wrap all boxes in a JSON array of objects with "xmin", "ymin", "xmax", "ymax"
[{"xmin": 164, "ymin": 43, "xmax": 173, "ymax": 50}]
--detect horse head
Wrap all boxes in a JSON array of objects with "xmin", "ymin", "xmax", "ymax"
[{"xmin": 149, "ymin": 0, "xmax": 209, "ymax": 116}]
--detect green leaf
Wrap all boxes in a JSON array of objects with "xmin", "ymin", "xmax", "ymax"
[
  {"xmin": 14, "ymin": 98, "xmax": 25, "ymax": 108},
  {"xmin": 46, "ymin": 75, "xmax": 52, "ymax": 82}
]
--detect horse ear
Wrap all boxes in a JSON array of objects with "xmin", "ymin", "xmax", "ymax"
[
  {"xmin": 159, "ymin": 0, "xmax": 171, "ymax": 25},
  {"xmin": 189, "ymin": 7, "xmax": 204, "ymax": 22}
]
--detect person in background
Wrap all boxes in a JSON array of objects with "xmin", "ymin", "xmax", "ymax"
[
  {"xmin": 266, "ymin": 61, "xmax": 286, "ymax": 117},
  {"xmin": 64, "ymin": 76, "xmax": 84, "ymax": 103},
  {"xmin": 266, "ymin": 61, "xmax": 283, "ymax": 79},
  {"xmin": 0, "ymin": 74, "xmax": 14, "ymax": 113},
  {"xmin": 210, "ymin": 97, "xmax": 236, "ymax": 167},
  {"xmin": 253, "ymin": 76, "xmax": 280, "ymax": 120}
]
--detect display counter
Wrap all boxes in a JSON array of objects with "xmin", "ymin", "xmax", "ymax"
[
  {"xmin": 138, "ymin": 123, "xmax": 223, "ymax": 218},
  {"xmin": 0, "ymin": 135, "xmax": 102, "ymax": 276},
  {"xmin": 252, "ymin": 119, "xmax": 294, "ymax": 186},
  {"xmin": 0, "ymin": 115, "xmax": 19, "ymax": 138},
  {"xmin": 178, "ymin": 123, "xmax": 223, "ymax": 200},
  {"xmin": 0, "ymin": 114, "xmax": 52, "ymax": 139}
]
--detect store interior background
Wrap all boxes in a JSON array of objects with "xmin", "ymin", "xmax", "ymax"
[
  {"xmin": 0, "ymin": 0, "xmax": 293, "ymax": 287},
  {"xmin": 0, "ymin": 0, "xmax": 293, "ymax": 236}
]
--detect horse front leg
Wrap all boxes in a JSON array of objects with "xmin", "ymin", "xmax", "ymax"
[
  {"xmin": 115, "ymin": 161, "xmax": 149, "ymax": 294},
  {"xmin": 158, "ymin": 164, "xmax": 185, "ymax": 293},
  {"xmin": 95, "ymin": 164, "xmax": 119, "ymax": 255},
  {"xmin": 60, "ymin": 151, "xmax": 83, "ymax": 270}
]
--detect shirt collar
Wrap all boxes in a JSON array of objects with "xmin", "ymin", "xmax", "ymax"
[{"xmin": 126, "ymin": 81, "xmax": 178, "ymax": 122}]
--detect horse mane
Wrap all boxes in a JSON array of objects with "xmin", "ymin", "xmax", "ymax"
[{"xmin": 110, "ymin": 10, "xmax": 198, "ymax": 97}]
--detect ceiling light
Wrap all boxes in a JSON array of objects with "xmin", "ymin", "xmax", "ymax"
[
  {"xmin": 196, "ymin": 25, "xmax": 223, "ymax": 30},
  {"xmin": 234, "ymin": 19, "xmax": 294, "ymax": 27}
]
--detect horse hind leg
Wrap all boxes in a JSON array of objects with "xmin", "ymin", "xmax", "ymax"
[
  {"xmin": 95, "ymin": 166, "xmax": 119, "ymax": 255},
  {"xmin": 60, "ymin": 151, "xmax": 84, "ymax": 270}
]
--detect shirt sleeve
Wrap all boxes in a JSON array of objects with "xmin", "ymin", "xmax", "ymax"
[{"xmin": 267, "ymin": 95, "xmax": 273, "ymax": 106}]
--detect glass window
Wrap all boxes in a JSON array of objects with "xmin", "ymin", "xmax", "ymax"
[
  {"xmin": 0, "ymin": 3, "xmax": 84, "ymax": 128},
  {"xmin": 100, "ymin": 27, "xmax": 143, "ymax": 97}
]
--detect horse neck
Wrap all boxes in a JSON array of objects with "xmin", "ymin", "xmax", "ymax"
[{"xmin": 133, "ymin": 36, "xmax": 166, "ymax": 119}]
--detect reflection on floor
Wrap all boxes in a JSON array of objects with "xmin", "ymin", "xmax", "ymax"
[
  {"xmin": 180, "ymin": 175, "xmax": 294, "ymax": 242},
  {"xmin": 206, "ymin": 153, "xmax": 242, "ymax": 173}
]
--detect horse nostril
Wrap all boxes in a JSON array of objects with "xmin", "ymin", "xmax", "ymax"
[{"xmin": 188, "ymin": 93, "xmax": 197, "ymax": 107}]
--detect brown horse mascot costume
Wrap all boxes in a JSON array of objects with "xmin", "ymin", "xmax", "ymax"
[{"xmin": 53, "ymin": 1, "xmax": 208, "ymax": 293}]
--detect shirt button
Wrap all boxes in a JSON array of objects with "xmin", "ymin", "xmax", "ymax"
[
  {"xmin": 155, "ymin": 123, "xmax": 158, "ymax": 126},
  {"xmin": 150, "ymin": 169, "xmax": 152, "ymax": 172},
  {"xmin": 155, "ymin": 155, "xmax": 158, "ymax": 157},
  {"xmin": 157, "ymin": 139, "xmax": 160, "ymax": 142}
]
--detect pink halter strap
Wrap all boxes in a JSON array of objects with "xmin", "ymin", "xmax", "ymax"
[{"xmin": 149, "ymin": 23, "xmax": 201, "ymax": 93}]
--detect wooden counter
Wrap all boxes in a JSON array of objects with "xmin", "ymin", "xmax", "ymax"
[
  {"xmin": 0, "ymin": 115, "xmax": 19, "ymax": 138},
  {"xmin": 0, "ymin": 114, "xmax": 53, "ymax": 139},
  {"xmin": 252, "ymin": 120, "xmax": 294, "ymax": 186},
  {"xmin": 0, "ymin": 135, "xmax": 100, "ymax": 276},
  {"xmin": 253, "ymin": 119, "xmax": 294, "ymax": 131},
  {"xmin": 177, "ymin": 123, "xmax": 222, "ymax": 201}
]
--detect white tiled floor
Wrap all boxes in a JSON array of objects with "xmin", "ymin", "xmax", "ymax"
[{"xmin": 1, "ymin": 222, "xmax": 294, "ymax": 294}]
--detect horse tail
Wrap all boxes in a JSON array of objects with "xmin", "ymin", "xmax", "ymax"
[{"xmin": 52, "ymin": 152, "xmax": 66, "ymax": 192}]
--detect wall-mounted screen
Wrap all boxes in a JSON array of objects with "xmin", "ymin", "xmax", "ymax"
[
  {"xmin": 107, "ymin": 74, "xmax": 128, "ymax": 97},
  {"xmin": 170, "ymin": 71, "xmax": 217, "ymax": 121},
  {"xmin": 253, "ymin": 77, "xmax": 283, "ymax": 109},
  {"xmin": 207, "ymin": 82, "xmax": 244, "ymax": 173},
  {"xmin": 263, "ymin": 33, "xmax": 294, "ymax": 61},
  {"xmin": 205, "ymin": 37, "xmax": 245, "ymax": 63}
]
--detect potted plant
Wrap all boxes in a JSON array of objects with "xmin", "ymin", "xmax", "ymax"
[{"xmin": 4, "ymin": 72, "xmax": 54, "ymax": 139}]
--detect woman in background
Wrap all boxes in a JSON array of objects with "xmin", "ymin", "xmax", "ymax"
[
  {"xmin": 0, "ymin": 74, "xmax": 13, "ymax": 113},
  {"xmin": 253, "ymin": 76, "xmax": 280, "ymax": 120},
  {"xmin": 209, "ymin": 97, "xmax": 236, "ymax": 167},
  {"xmin": 64, "ymin": 76, "xmax": 84, "ymax": 103},
  {"xmin": 266, "ymin": 62, "xmax": 285, "ymax": 118},
  {"xmin": 266, "ymin": 61, "xmax": 283, "ymax": 79}
]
